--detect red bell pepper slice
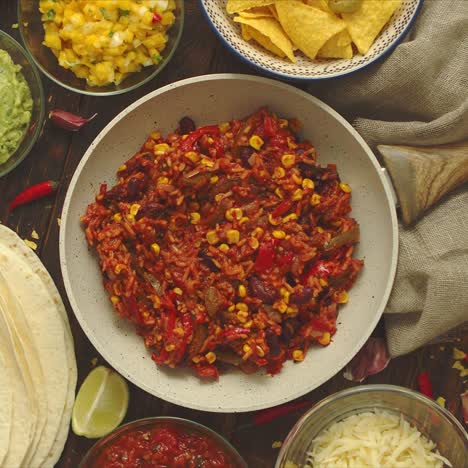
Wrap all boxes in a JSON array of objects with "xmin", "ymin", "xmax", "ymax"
[
  {"xmin": 277, "ymin": 251, "xmax": 294, "ymax": 267},
  {"xmin": 153, "ymin": 292, "xmax": 178, "ymax": 363},
  {"xmin": 152, "ymin": 12, "xmax": 162, "ymax": 23},
  {"xmin": 272, "ymin": 200, "xmax": 292, "ymax": 218},
  {"xmin": 195, "ymin": 365, "xmax": 219, "ymax": 379},
  {"xmin": 418, "ymin": 372, "xmax": 434, "ymax": 398},
  {"xmin": 179, "ymin": 125, "xmax": 220, "ymax": 152},
  {"xmin": 263, "ymin": 112, "xmax": 278, "ymax": 137},
  {"xmin": 219, "ymin": 327, "xmax": 250, "ymax": 342},
  {"xmin": 254, "ymin": 239, "xmax": 278, "ymax": 272}
]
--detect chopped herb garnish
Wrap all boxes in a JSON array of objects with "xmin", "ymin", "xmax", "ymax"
[
  {"xmin": 152, "ymin": 53, "xmax": 162, "ymax": 63},
  {"xmin": 109, "ymin": 31, "xmax": 114, "ymax": 37},
  {"xmin": 118, "ymin": 8, "xmax": 130, "ymax": 16},
  {"xmin": 46, "ymin": 9, "xmax": 56, "ymax": 20},
  {"xmin": 99, "ymin": 7, "xmax": 110, "ymax": 20}
]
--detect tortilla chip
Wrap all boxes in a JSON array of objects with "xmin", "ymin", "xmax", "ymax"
[
  {"xmin": 268, "ymin": 4, "xmax": 279, "ymax": 20},
  {"xmin": 304, "ymin": 0, "xmax": 333, "ymax": 14},
  {"xmin": 318, "ymin": 30, "xmax": 353, "ymax": 59},
  {"xmin": 237, "ymin": 6, "xmax": 273, "ymax": 18},
  {"xmin": 227, "ymin": 0, "xmax": 275, "ymax": 14},
  {"xmin": 234, "ymin": 16, "xmax": 296, "ymax": 62},
  {"xmin": 275, "ymin": 1, "xmax": 346, "ymax": 60},
  {"xmin": 342, "ymin": 0, "xmax": 402, "ymax": 55},
  {"xmin": 241, "ymin": 23, "xmax": 253, "ymax": 40}
]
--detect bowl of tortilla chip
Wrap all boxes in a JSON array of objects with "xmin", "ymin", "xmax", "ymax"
[{"xmin": 199, "ymin": 0, "xmax": 422, "ymax": 80}]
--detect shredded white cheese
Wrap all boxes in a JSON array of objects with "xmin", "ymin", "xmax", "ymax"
[{"xmin": 305, "ymin": 410, "xmax": 452, "ymax": 468}]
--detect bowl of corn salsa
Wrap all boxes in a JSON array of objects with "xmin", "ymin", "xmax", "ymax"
[{"xmin": 18, "ymin": 0, "xmax": 184, "ymax": 95}]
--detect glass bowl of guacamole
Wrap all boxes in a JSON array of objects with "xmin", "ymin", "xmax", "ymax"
[{"xmin": 0, "ymin": 29, "xmax": 45, "ymax": 178}]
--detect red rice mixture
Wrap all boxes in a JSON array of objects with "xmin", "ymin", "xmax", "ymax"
[{"xmin": 82, "ymin": 108, "xmax": 363, "ymax": 379}]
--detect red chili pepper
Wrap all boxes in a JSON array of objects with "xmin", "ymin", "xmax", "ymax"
[
  {"xmin": 49, "ymin": 109, "xmax": 97, "ymax": 131},
  {"xmin": 310, "ymin": 317, "xmax": 332, "ymax": 332},
  {"xmin": 195, "ymin": 365, "xmax": 219, "ymax": 379},
  {"xmin": 263, "ymin": 112, "xmax": 278, "ymax": 138},
  {"xmin": 179, "ymin": 125, "xmax": 220, "ymax": 152},
  {"xmin": 219, "ymin": 327, "xmax": 250, "ymax": 342},
  {"xmin": 253, "ymin": 400, "xmax": 311, "ymax": 426},
  {"xmin": 174, "ymin": 313, "xmax": 193, "ymax": 363},
  {"xmin": 306, "ymin": 259, "xmax": 332, "ymax": 279},
  {"xmin": 417, "ymin": 372, "xmax": 434, "ymax": 398},
  {"xmin": 277, "ymin": 251, "xmax": 294, "ymax": 267},
  {"xmin": 9, "ymin": 181, "xmax": 58, "ymax": 212},
  {"xmin": 272, "ymin": 200, "xmax": 292, "ymax": 218},
  {"xmin": 254, "ymin": 239, "xmax": 278, "ymax": 272},
  {"xmin": 152, "ymin": 12, "xmax": 162, "ymax": 23},
  {"xmin": 154, "ymin": 293, "xmax": 178, "ymax": 364}
]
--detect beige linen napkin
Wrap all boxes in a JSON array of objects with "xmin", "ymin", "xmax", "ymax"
[{"xmin": 308, "ymin": 0, "xmax": 468, "ymax": 356}]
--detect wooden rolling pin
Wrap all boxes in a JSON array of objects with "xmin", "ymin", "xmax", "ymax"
[{"xmin": 377, "ymin": 140, "xmax": 468, "ymax": 226}]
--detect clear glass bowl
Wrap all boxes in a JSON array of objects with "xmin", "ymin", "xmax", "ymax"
[
  {"xmin": 0, "ymin": 29, "xmax": 45, "ymax": 178},
  {"xmin": 276, "ymin": 384, "xmax": 468, "ymax": 468},
  {"xmin": 18, "ymin": 0, "xmax": 184, "ymax": 96},
  {"xmin": 79, "ymin": 416, "xmax": 247, "ymax": 467}
]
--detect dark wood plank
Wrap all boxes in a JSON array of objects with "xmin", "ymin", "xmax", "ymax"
[{"xmin": 1, "ymin": 2, "xmax": 466, "ymax": 468}]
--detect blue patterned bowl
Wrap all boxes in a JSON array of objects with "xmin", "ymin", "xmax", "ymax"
[{"xmin": 199, "ymin": 0, "xmax": 422, "ymax": 80}]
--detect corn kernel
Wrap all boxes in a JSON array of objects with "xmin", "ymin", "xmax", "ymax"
[
  {"xmin": 210, "ymin": 175, "xmax": 219, "ymax": 184},
  {"xmin": 436, "ymin": 396, "xmax": 446, "ymax": 408},
  {"xmin": 219, "ymin": 243, "xmax": 229, "ymax": 253},
  {"xmin": 150, "ymin": 132, "xmax": 161, "ymax": 140},
  {"xmin": 316, "ymin": 226, "xmax": 324, "ymax": 233},
  {"xmin": 173, "ymin": 287, "xmax": 183, "ymax": 296},
  {"xmin": 201, "ymin": 157, "xmax": 214, "ymax": 167},
  {"xmin": 126, "ymin": 214, "xmax": 135, "ymax": 223},
  {"xmin": 238, "ymin": 285, "xmax": 247, "ymax": 297},
  {"xmin": 273, "ymin": 166, "xmax": 286, "ymax": 179},
  {"xmin": 292, "ymin": 350, "xmax": 304, "ymax": 362},
  {"xmin": 130, "ymin": 204, "xmax": 140, "ymax": 216},
  {"xmin": 244, "ymin": 320, "xmax": 253, "ymax": 328},
  {"xmin": 154, "ymin": 143, "xmax": 170, "ymax": 155},
  {"xmin": 189, "ymin": 212, "xmax": 200, "ymax": 225},
  {"xmin": 337, "ymin": 291, "xmax": 349, "ymax": 304},
  {"xmin": 158, "ymin": 176, "xmax": 169, "ymax": 185},
  {"xmin": 292, "ymin": 173, "xmax": 302, "ymax": 185},
  {"xmin": 276, "ymin": 301, "xmax": 288, "ymax": 313},
  {"xmin": 239, "ymin": 216, "xmax": 249, "ymax": 225},
  {"xmin": 340, "ymin": 182, "xmax": 351, "ymax": 193},
  {"xmin": 219, "ymin": 122, "xmax": 230, "ymax": 132},
  {"xmin": 292, "ymin": 189, "xmax": 303, "ymax": 201},
  {"xmin": 226, "ymin": 208, "xmax": 243, "ymax": 221},
  {"xmin": 114, "ymin": 264, "xmax": 126, "ymax": 274},
  {"xmin": 206, "ymin": 230, "xmax": 219, "ymax": 245},
  {"xmin": 236, "ymin": 303, "xmax": 248, "ymax": 312},
  {"xmin": 302, "ymin": 178, "xmax": 315, "ymax": 190},
  {"xmin": 192, "ymin": 356, "xmax": 200, "ymax": 364},
  {"xmin": 207, "ymin": 137, "xmax": 214, "ymax": 144},
  {"xmin": 165, "ymin": 344, "xmax": 176, "ymax": 352},
  {"xmin": 243, "ymin": 344, "xmax": 251, "ymax": 353},
  {"xmin": 287, "ymin": 138, "xmax": 297, "ymax": 149},
  {"xmin": 185, "ymin": 151, "xmax": 200, "ymax": 163},
  {"xmin": 249, "ymin": 237, "xmax": 260, "ymax": 249},
  {"xmin": 310, "ymin": 194, "xmax": 321, "ymax": 206},
  {"xmin": 249, "ymin": 135, "xmax": 264, "ymax": 150},
  {"xmin": 256, "ymin": 346, "xmax": 265, "ymax": 357},
  {"xmin": 275, "ymin": 187, "xmax": 284, "ymax": 199},
  {"xmin": 214, "ymin": 194, "xmax": 223, "ymax": 202},
  {"xmin": 268, "ymin": 214, "xmax": 281, "ymax": 226},
  {"xmin": 283, "ymin": 213, "xmax": 298, "ymax": 223},
  {"xmin": 237, "ymin": 311, "xmax": 248, "ymax": 323},
  {"xmin": 113, "ymin": 213, "xmax": 122, "ymax": 222},
  {"xmin": 151, "ymin": 243, "xmax": 161, "ymax": 256},
  {"xmin": 173, "ymin": 327, "xmax": 184, "ymax": 337},
  {"xmin": 318, "ymin": 332, "xmax": 331, "ymax": 346},
  {"xmin": 286, "ymin": 306, "xmax": 297, "ymax": 314},
  {"xmin": 253, "ymin": 227, "xmax": 264, "ymax": 238},
  {"xmin": 153, "ymin": 297, "xmax": 161, "ymax": 309},
  {"xmin": 272, "ymin": 230, "xmax": 286, "ymax": 240},
  {"xmin": 279, "ymin": 118, "xmax": 288, "ymax": 128},
  {"xmin": 205, "ymin": 352, "xmax": 217, "ymax": 364},
  {"xmin": 111, "ymin": 296, "xmax": 119, "ymax": 305},
  {"xmin": 319, "ymin": 278, "xmax": 328, "ymax": 287},
  {"xmin": 281, "ymin": 154, "xmax": 295, "ymax": 168},
  {"xmin": 228, "ymin": 304, "xmax": 236, "ymax": 312},
  {"xmin": 227, "ymin": 229, "xmax": 240, "ymax": 244},
  {"xmin": 118, "ymin": 164, "xmax": 127, "ymax": 172}
]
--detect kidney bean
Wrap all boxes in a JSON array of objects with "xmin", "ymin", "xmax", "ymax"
[
  {"xmin": 290, "ymin": 286, "xmax": 314, "ymax": 304},
  {"xmin": 249, "ymin": 277, "xmax": 279, "ymax": 304},
  {"xmin": 198, "ymin": 250, "xmax": 220, "ymax": 272},
  {"xmin": 179, "ymin": 116, "xmax": 196, "ymax": 134},
  {"xmin": 127, "ymin": 174, "xmax": 148, "ymax": 200}
]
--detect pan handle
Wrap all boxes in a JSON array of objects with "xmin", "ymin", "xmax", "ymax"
[{"xmin": 377, "ymin": 141, "xmax": 468, "ymax": 226}]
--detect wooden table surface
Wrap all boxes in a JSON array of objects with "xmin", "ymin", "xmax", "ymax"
[{"xmin": 1, "ymin": 2, "xmax": 466, "ymax": 467}]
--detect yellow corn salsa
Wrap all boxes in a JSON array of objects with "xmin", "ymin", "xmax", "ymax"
[{"xmin": 39, "ymin": 0, "xmax": 176, "ymax": 87}]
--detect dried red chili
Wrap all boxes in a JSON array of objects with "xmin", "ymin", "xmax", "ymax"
[
  {"xmin": 417, "ymin": 372, "xmax": 434, "ymax": 398},
  {"xmin": 9, "ymin": 181, "xmax": 58, "ymax": 212},
  {"xmin": 179, "ymin": 125, "xmax": 220, "ymax": 152},
  {"xmin": 253, "ymin": 400, "xmax": 311, "ymax": 426}
]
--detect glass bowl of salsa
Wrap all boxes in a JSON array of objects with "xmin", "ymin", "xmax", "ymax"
[
  {"xmin": 0, "ymin": 30, "xmax": 45, "ymax": 178},
  {"xmin": 79, "ymin": 416, "xmax": 247, "ymax": 468}
]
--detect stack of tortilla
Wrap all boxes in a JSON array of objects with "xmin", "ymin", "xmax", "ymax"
[{"xmin": 0, "ymin": 225, "xmax": 77, "ymax": 468}]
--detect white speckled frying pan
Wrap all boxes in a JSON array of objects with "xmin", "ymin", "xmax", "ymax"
[{"xmin": 60, "ymin": 74, "xmax": 398, "ymax": 412}]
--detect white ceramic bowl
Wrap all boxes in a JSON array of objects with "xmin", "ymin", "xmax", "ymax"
[
  {"xmin": 60, "ymin": 74, "xmax": 398, "ymax": 412},
  {"xmin": 199, "ymin": 0, "xmax": 422, "ymax": 80}
]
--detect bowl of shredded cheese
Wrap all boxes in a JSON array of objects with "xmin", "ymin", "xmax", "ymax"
[
  {"xmin": 276, "ymin": 385, "xmax": 467, "ymax": 468},
  {"xmin": 18, "ymin": 0, "xmax": 184, "ymax": 95}
]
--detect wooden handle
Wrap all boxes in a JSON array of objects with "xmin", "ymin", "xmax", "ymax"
[{"xmin": 377, "ymin": 141, "xmax": 468, "ymax": 225}]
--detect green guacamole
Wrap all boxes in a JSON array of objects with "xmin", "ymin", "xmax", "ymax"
[{"xmin": 0, "ymin": 49, "xmax": 33, "ymax": 165}]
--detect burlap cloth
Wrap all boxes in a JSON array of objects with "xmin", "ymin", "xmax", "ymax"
[{"xmin": 308, "ymin": 0, "xmax": 468, "ymax": 356}]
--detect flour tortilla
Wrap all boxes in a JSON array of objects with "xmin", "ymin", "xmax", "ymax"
[
  {"xmin": 0, "ymin": 225, "xmax": 77, "ymax": 468},
  {"xmin": 0, "ymin": 348, "xmax": 13, "ymax": 466}
]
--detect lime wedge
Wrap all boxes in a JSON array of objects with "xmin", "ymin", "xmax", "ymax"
[{"xmin": 72, "ymin": 366, "xmax": 129, "ymax": 439}]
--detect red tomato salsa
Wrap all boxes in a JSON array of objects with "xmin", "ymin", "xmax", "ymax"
[{"xmin": 95, "ymin": 425, "xmax": 238, "ymax": 468}]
